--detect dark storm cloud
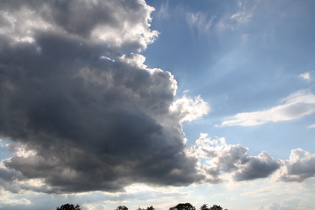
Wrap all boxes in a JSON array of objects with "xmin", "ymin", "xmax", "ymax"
[{"xmin": 0, "ymin": 0, "xmax": 202, "ymax": 193}]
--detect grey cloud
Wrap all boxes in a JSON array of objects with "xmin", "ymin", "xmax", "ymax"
[
  {"xmin": 215, "ymin": 145, "xmax": 248, "ymax": 173},
  {"xmin": 274, "ymin": 148, "xmax": 315, "ymax": 182},
  {"xmin": 217, "ymin": 146, "xmax": 280, "ymax": 181},
  {"xmin": 0, "ymin": 167, "xmax": 23, "ymax": 193},
  {"xmin": 234, "ymin": 152, "xmax": 280, "ymax": 181},
  {"xmin": 0, "ymin": 167, "xmax": 19, "ymax": 182},
  {"xmin": 203, "ymin": 167, "xmax": 222, "ymax": 184},
  {"xmin": 0, "ymin": 0, "xmax": 202, "ymax": 193},
  {"xmin": 193, "ymin": 135, "xmax": 280, "ymax": 182}
]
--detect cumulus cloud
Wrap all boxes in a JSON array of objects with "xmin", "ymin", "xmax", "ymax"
[
  {"xmin": 220, "ymin": 90, "xmax": 315, "ymax": 126},
  {"xmin": 170, "ymin": 96, "xmax": 210, "ymax": 123},
  {"xmin": 273, "ymin": 148, "xmax": 315, "ymax": 182},
  {"xmin": 0, "ymin": 0, "xmax": 158, "ymax": 54},
  {"xmin": 190, "ymin": 133, "xmax": 280, "ymax": 183},
  {"xmin": 191, "ymin": 134, "xmax": 315, "ymax": 184},
  {"xmin": 0, "ymin": 0, "xmax": 205, "ymax": 193}
]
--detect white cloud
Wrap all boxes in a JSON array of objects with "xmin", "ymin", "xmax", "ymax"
[
  {"xmin": 258, "ymin": 197, "xmax": 310, "ymax": 210},
  {"xmin": 273, "ymin": 148, "xmax": 315, "ymax": 182},
  {"xmin": 220, "ymin": 90, "xmax": 315, "ymax": 127},
  {"xmin": 230, "ymin": 11, "xmax": 252, "ymax": 24},
  {"xmin": 0, "ymin": 197, "xmax": 31, "ymax": 206},
  {"xmin": 170, "ymin": 96, "xmax": 210, "ymax": 123},
  {"xmin": 190, "ymin": 133, "xmax": 280, "ymax": 183},
  {"xmin": 299, "ymin": 72, "xmax": 311, "ymax": 81},
  {"xmin": 215, "ymin": 0, "xmax": 253, "ymax": 34},
  {"xmin": 119, "ymin": 53, "xmax": 147, "ymax": 69},
  {"xmin": 191, "ymin": 134, "xmax": 315, "ymax": 184}
]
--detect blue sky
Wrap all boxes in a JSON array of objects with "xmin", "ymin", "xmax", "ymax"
[
  {"xmin": 145, "ymin": 0, "xmax": 315, "ymax": 158},
  {"xmin": 0, "ymin": 0, "xmax": 315, "ymax": 210}
]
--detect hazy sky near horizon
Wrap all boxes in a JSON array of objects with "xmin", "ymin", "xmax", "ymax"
[{"xmin": 0, "ymin": 0, "xmax": 315, "ymax": 209}]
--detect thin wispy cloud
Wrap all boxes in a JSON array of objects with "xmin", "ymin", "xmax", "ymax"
[
  {"xmin": 220, "ymin": 90, "xmax": 315, "ymax": 127},
  {"xmin": 186, "ymin": 11, "xmax": 213, "ymax": 37},
  {"xmin": 156, "ymin": 0, "xmax": 169, "ymax": 20},
  {"xmin": 299, "ymin": 72, "xmax": 311, "ymax": 81},
  {"xmin": 308, "ymin": 124, "xmax": 315, "ymax": 129}
]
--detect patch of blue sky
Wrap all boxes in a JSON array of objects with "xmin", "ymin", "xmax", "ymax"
[{"xmin": 0, "ymin": 139, "xmax": 14, "ymax": 160}]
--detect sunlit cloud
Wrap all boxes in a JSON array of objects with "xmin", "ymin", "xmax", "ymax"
[
  {"xmin": 190, "ymin": 133, "xmax": 280, "ymax": 183},
  {"xmin": 273, "ymin": 148, "xmax": 315, "ymax": 182},
  {"xmin": 170, "ymin": 96, "xmax": 210, "ymax": 123}
]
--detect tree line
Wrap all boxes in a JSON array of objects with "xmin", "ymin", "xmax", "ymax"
[{"xmin": 56, "ymin": 203, "xmax": 227, "ymax": 210}]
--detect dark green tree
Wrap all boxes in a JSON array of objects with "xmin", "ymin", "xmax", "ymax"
[
  {"xmin": 200, "ymin": 204, "xmax": 208, "ymax": 210},
  {"xmin": 116, "ymin": 205, "xmax": 128, "ymax": 210},
  {"xmin": 199, "ymin": 204, "xmax": 226, "ymax": 210},
  {"xmin": 137, "ymin": 206, "xmax": 155, "ymax": 210},
  {"xmin": 209, "ymin": 205, "xmax": 223, "ymax": 210},
  {"xmin": 56, "ymin": 204, "xmax": 80, "ymax": 210},
  {"xmin": 170, "ymin": 203, "xmax": 196, "ymax": 210}
]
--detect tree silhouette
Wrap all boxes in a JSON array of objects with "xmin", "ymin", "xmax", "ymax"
[
  {"xmin": 116, "ymin": 205, "xmax": 128, "ymax": 210},
  {"xmin": 170, "ymin": 203, "xmax": 196, "ymax": 210},
  {"xmin": 200, "ymin": 204, "xmax": 225, "ymax": 210},
  {"xmin": 200, "ymin": 204, "xmax": 208, "ymax": 210},
  {"xmin": 209, "ymin": 205, "xmax": 223, "ymax": 210},
  {"xmin": 56, "ymin": 203, "xmax": 80, "ymax": 210},
  {"xmin": 137, "ymin": 206, "xmax": 155, "ymax": 210},
  {"xmin": 55, "ymin": 202, "xmax": 227, "ymax": 210}
]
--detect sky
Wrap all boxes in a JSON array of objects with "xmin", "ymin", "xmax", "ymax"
[{"xmin": 0, "ymin": 0, "xmax": 315, "ymax": 210}]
